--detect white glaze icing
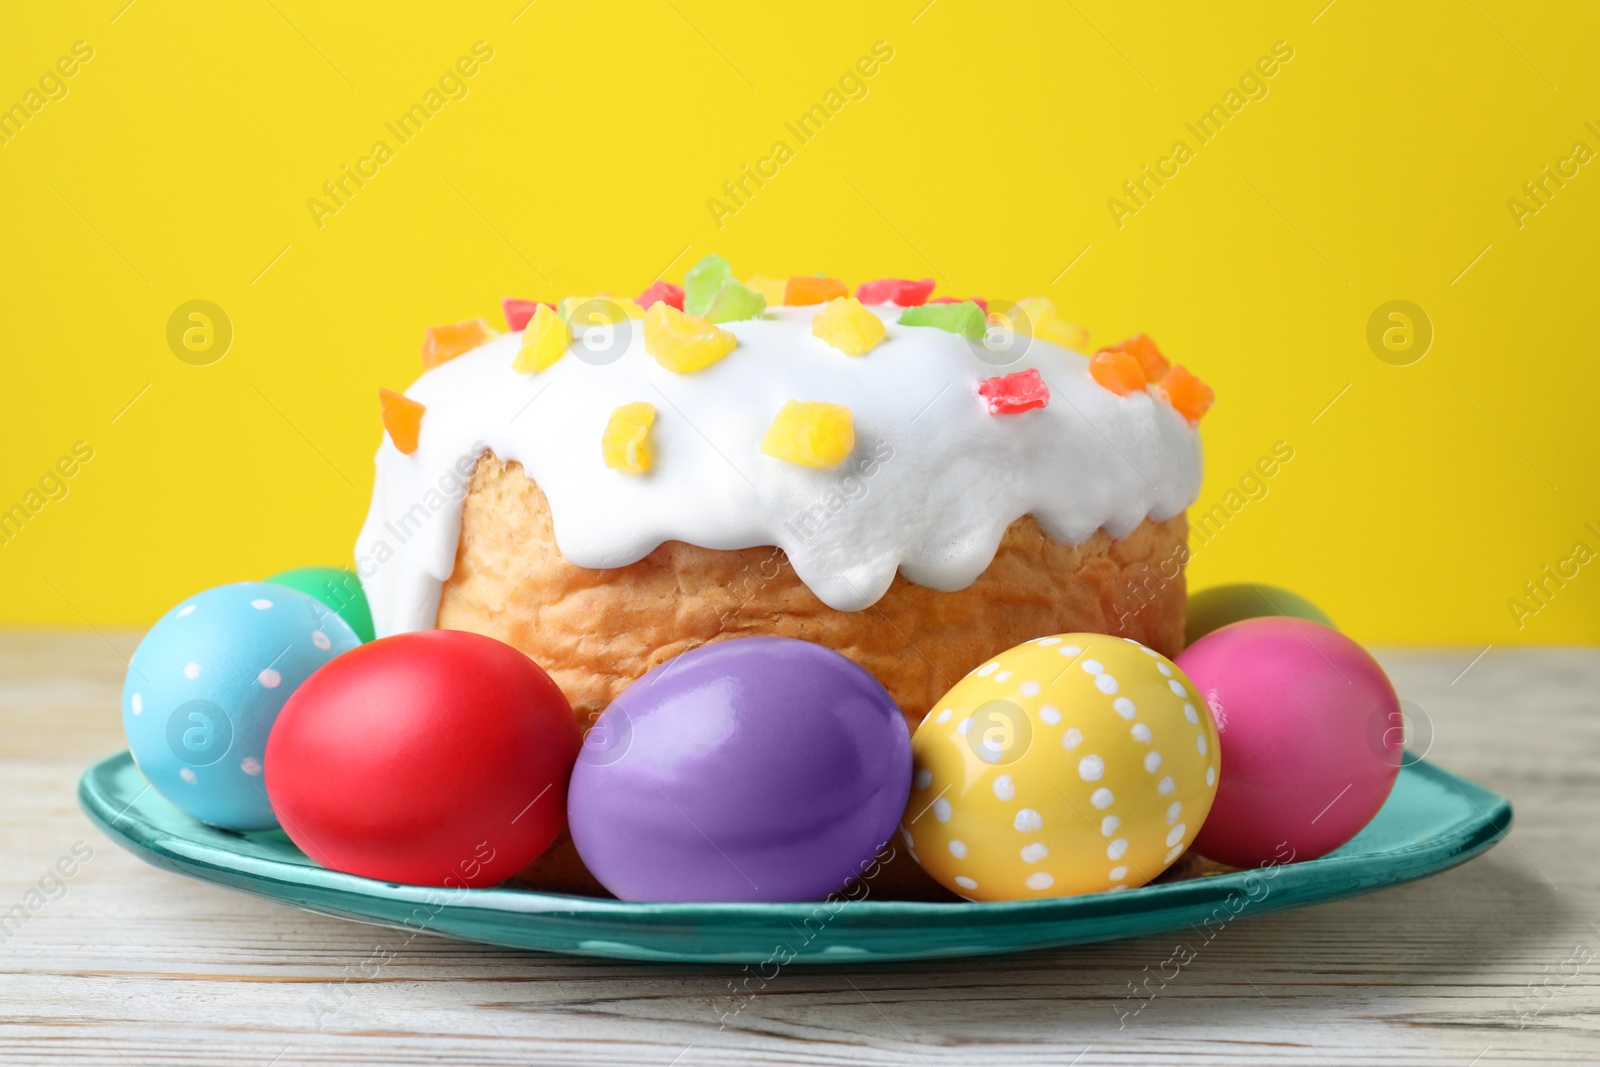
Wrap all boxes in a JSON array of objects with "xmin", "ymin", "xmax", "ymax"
[{"xmin": 356, "ymin": 305, "xmax": 1203, "ymax": 636}]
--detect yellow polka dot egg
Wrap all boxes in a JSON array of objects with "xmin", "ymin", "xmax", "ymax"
[{"xmin": 902, "ymin": 634, "xmax": 1219, "ymax": 901}]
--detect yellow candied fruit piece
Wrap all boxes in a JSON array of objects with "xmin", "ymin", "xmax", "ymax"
[
  {"xmin": 644, "ymin": 302, "xmax": 737, "ymax": 373},
  {"xmin": 1010, "ymin": 296, "xmax": 1089, "ymax": 351},
  {"xmin": 745, "ymin": 275, "xmax": 788, "ymax": 306},
  {"xmin": 602, "ymin": 401, "xmax": 656, "ymax": 473},
  {"xmin": 512, "ymin": 305, "xmax": 570, "ymax": 374},
  {"xmin": 1038, "ymin": 317, "xmax": 1089, "ymax": 350},
  {"xmin": 760, "ymin": 400, "xmax": 855, "ymax": 468},
  {"xmin": 558, "ymin": 295, "xmax": 645, "ymax": 322},
  {"xmin": 811, "ymin": 297, "xmax": 887, "ymax": 356}
]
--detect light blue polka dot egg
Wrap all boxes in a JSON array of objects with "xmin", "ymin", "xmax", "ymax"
[{"xmin": 122, "ymin": 582, "xmax": 361, "ymax": 830}]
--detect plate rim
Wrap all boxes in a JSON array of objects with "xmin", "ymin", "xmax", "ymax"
[{"xmin": 81, "ymin": 749, "xmax": 1512, "ymax": 940}]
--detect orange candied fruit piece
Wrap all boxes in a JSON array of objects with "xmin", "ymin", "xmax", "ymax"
[
  {"xmin": 784, "ymin": 275, "xmax": 849, "ymax": 306},
  {"xmin": 1099, "ymin": 333, "xmax": 1170, "ymax": 384},
  {"xmin": 420, "ymin": 319, "xmax": 496, "ymax": 370},
  {"xmin": 1089, "ymin": 351, "xmax": 1148, "ymax": 396},
  {"xmin": 378, "ymin": 388, "xmax": 426, "ymax": 454},
  {"xmin": 1158, "ymin": 365, "xmax": 1214, "ymax": 423}
]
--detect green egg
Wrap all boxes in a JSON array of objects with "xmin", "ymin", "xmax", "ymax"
[
  {"xmin": 1185, "ymin": 583, "xmax": 1334, "ymax": 646},
  {"xmin": 265, "ymin": 566, "xmax": 375, "ymax": 643}
]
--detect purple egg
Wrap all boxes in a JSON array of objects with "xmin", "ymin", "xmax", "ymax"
[{"xmin": 567, "ymin": 637, "xmax": 911, "ymax": 903}]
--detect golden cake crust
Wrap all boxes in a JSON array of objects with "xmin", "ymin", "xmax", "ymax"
[
  {"xmin": 439, "ymin": 453, "xmax": 1189, "ymax": 899},
  {"xmin": 440, "ymin": 454, "xmax": 1188, "ymax": 728}
]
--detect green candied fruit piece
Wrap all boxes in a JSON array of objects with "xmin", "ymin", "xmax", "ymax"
[
  {"xmin": 683, "ymin": 254, "xmax": 733, "ymax": 316},
  {"xmin": 898, "ymin": 301, "xmax": 986, "ymax": 340},
  {"xmin": 703, "ymin": 279, "xmax": 766, "ymax": 323}
]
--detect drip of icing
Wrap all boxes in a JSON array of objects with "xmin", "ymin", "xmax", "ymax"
[{"xmin": 356, "ymin": 306, "xmax": 1202, "ymax": 637}]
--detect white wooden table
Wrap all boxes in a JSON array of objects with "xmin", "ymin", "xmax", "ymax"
[{"xmin": 2, "ymin": 632, "xmax": 1595, "ymax": 1065}]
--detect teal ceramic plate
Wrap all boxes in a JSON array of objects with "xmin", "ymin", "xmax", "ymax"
[{"xmin": 81, "ymin": 750, "xmax": 1510, "ymax": 964}]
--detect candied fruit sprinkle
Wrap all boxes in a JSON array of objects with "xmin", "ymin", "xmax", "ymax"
[
  {"xmin": 644, "ymin": 302, "xmax": 737, "ymax": 373},
  {"xmin": 1039, "ymin": 318, "xmax": 1090, "ymax": 351},
  {"xmin": 602, "ymin": 401, "xmax": 656, "ymax": 473},
  {"xmin": 760, "ymin": 400, "xmax": 855, "ymax": 468},
  {"xmin": 502, "ymin": 298, "xmax": 555, "ymax": 332},
  {"xmin": 1089, "ymin": 350, "xmax": 1149, "ymax": 396},
  {"xmin": 1158, "ymin": 364, "xmax": 1214, "ymax": 423},
  {"xmin": 1099, "ymin": 333, "xmax": 1170, "ymax": 383},
  {"xmin": 704, "ymin": 279, "xmax": 766, "ymax": 323},
  {"xmin": 684, "ymin": 254, "xmax": 733, "ymax": 316},
  {"xmin": 745, "ymin": 275, "xmax": 789, "ymax": 305},
  {"xmin": 929, "ymin": 295, "xmax": 988, "ymax": 313},
  {"xmin": 898, "ymin": 300, "xmax": 986, "ymax": 340},
  {"xmin": 420, "ymin": 319, "xmax": 496, "ymax": 370},
  {"xmin": 785, "ymin": 275, "xmax": 849, "ymax": 306},
  {"xmin": 1009, "ymin": 296, "xmax": 1088, "ymax": 351},
  {"xmin": 378, "ymin": 388, "xmax": 425, "ymax": 455},
  {"xmin": 978, "ymin": 368, "xmax": 1051, "ymax": 415},
  {"xmin": 637, "ymin": 281, "xmax": 685, "ymax": 311},
  {"xmin": 512, "ymin": 305, "xmax": 570, "ymax": 374},
  {"xmin": 855, "ymin": 278, "xmax": 935, "ymax": 307},
  {"xmin": 559, "ymin": 295, "xmax": 645, "ymax": 322},
  {"xmin": 812, "ymin": 297, "xmax": 887, "ymax": 356}
]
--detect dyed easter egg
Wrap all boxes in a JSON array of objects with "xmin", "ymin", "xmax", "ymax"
[
  {"xmin": 1177, "ymin": 617, "xmax": 1402, "ymax": 867},
  {"xmin": 122, "ymin": 582, "xmax": 361, "ymax": 830},
  {"xmin": 266, "ymin": 566, "xmax": 375, "ymax": 643},
  {"xmin": 1185, "ymin": 583, "xmax": 1333, "ymax": 645},
  {"xmin": 265, "ymin": 630, "xmax": 581, "ymax": 887},
  {"xmin": 568, "ymin": 637, "xmax": 911, "ymax": 903},
  {"xmin": 904, "ymin": 634, "xmax": 1218, "ymax": 901}
]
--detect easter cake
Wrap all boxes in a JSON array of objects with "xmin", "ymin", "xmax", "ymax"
[
  {"xmin": 113, "ymin": 260, "xmax": 1431, "ymax": 915},
  {"xmin": 357, "ymin": 261, "xmax": 1211, "ymax": 732}
]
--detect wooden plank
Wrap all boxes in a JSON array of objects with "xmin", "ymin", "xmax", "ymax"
[{"xmin": 1, "ymin": 634, "xmax": 1595, "ymax": 1065}]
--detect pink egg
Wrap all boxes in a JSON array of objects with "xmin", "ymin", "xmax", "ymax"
[{"xmin": 1176, "ymin": 617, "xmax": 1402, "ymax": 868}]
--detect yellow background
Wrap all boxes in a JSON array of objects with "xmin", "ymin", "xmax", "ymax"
[{"xmin": 3, "ymin": 0, "xmax": 1596, "ymax": 644}]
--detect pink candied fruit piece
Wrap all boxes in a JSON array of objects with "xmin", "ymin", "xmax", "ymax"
[
  {"xmin": 977, "ymin": 368, "xmax": 1050, "ymax": 415},
  {"xmin": 855, "ymin": 278, "xmax": 935, "ymax": 307},
  {"xmin": 931, "ymin": 295, "xmax": 988, "ymax": 313},
  {"xmin": 503, "ymin": 298, "xmax": 556, "ymax": 332},
  {"xmin": 638, "ymin": 280, "xmax": 686, "ymax": 311}
]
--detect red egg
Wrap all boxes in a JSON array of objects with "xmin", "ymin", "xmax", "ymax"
[{"xmin": 265, "ymin": 630, "xmax": 580, "ymax": 887}]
